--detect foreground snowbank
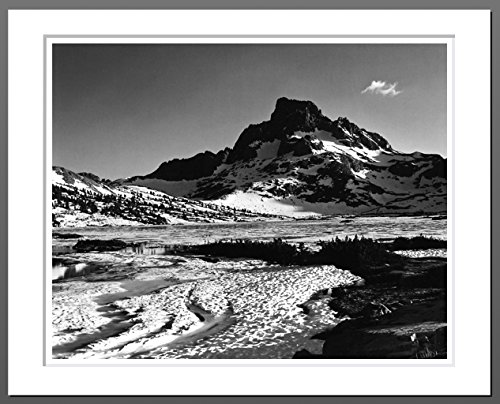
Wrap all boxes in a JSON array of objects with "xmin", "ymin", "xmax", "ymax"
[{"xmin": 52, "ymin": 252, "xmax": 361, "ymax": 359}]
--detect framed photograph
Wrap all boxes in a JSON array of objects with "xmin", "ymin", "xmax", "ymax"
[{"xmin": 8, "ymin": 9, "xmax": 491, "ymax": 396}]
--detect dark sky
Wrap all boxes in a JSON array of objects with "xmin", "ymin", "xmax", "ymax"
[{"xmin": 52, "ymin": 44, "xmax": 447, "ymax": 180}]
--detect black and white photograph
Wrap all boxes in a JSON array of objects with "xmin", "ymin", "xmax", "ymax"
[{"xmin": 50, "ymin": 43, "xmax": 448, "ymax": 360}]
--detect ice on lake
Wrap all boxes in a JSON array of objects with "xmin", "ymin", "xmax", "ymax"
[{"xmin": 53, "ymin": 216, "xmax": 447, "ymax": 247}]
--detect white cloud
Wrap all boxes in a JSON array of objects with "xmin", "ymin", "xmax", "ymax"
[{"xmin": 361, "ymin": 80, "xmax": 402, "ymax": 97}]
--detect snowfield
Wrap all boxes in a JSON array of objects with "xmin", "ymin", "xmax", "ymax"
[
  {"xmin": 52, "ymin": 251, "xmax": 361, "ymax": 360},
  {"xmin": 207, "ymin": 190, "xmax": 322, "ymax": 218}
]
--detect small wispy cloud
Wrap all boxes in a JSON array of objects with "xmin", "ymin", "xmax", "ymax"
[{"xmin": 361, "ymin": 80, "xmax": 402, "ymax": 97}]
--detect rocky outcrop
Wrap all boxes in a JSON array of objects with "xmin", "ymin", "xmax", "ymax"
[
  {"xmin": 78, "ymin": 172, "xmax": 102, "ymax": 183},
  {"xmin": 321, "ymin": 298, "xmax": 446, "ymax": 359},
  {"xmin": 294, "ymin": 256, "xmax": 447, "ymax": 359}
]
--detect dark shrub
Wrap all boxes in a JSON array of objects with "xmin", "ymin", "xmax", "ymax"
[
  {"xmin": 190, "ymin": 238, "xmax": 304, "ymax": 265},
  {"xmin": 53, "ymin": 232, "xmax": 83, "ymax": 239},
  {"xmin": 73, "ymin": 239, "xmax": 128, "ymax": 253},
  {"xmin": 186, "ymin": 235, "xmax": 403, "ymax": 275},
  {"xmin": 311, "ymin": 236, "xmax": 403, "ymax": 275},
  {"xmin": 389, "ymin": 236, "xmax": 446, "ymax": 251}
]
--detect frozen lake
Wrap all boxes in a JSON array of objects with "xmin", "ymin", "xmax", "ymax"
[{"xmin": 53, "ymin": 216, "xmax": 447, "ymax": 247}]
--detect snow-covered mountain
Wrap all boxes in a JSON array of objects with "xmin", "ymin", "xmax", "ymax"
[
  {"xmin": 123, "ymin": 97, "xmax": 446, "ymax": 216},
  {"xmin": 52, "ymin": 166, "xmax": 282, "ymax": 227}
]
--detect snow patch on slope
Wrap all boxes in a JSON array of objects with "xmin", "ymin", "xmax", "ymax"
[
  {"xmin": 293, "ymin": 129, "xmax": 384, "ymax": 162},
  {"xmin": 207, "ymin": 191, "xmax": 320, "ymax": 218}
]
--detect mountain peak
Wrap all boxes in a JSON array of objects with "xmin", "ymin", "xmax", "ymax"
[
  {"xmin": 271, "ymin": 97, "xmax": 322, "ymax": 121},
  {"xmin": 123, "ymin": 97, "xmax": 445, "ymax": 214}
]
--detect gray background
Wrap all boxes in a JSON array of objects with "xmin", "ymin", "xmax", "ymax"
[{"xmin": 0, "ymin": 0, "xmax": 497, "ymax": 402}]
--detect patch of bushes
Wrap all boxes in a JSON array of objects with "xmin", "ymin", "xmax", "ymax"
[
  {"xmin": 190, "ymin": 238, "xmax": 304, "ymax": 265},
  {"xmin": 313, "ymin": 236, "xmax": 402, "ymax": 274},
  {"xmin": 389, "ymin": 236, "xmax": 446, "ymax": 251},
  {"xmin": 186, "ymin": 235, "xmax": 404, "ymax": 275},
  {"xmin": 73, "ymin": 239, "xmax": 128, "ymax": 253},
  {"xmin": 53, "ymin": 232, "xmax": 83, "ymax": 239},
  {"xmin": 182, "ymin": 235, "xmax": 446, "ymax": 278}
]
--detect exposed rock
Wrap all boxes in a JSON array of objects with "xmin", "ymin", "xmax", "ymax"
[
  {"xmin": 277, "ymin": 135, "xmax": 325, "ymax": 157},
  {"xmin": 321, "ymin": 297, "xmax": 446, "ymax": 359},
  {"xmin": 292, "ymin": 349, "xmax": 320, "ymax": 359},
  {"xmin": 145, "ymin": 148, "xmax": 230, "ymax": 181},
  {"xmin": 78, "ymin": 172, "xmax": 102, "ymax": 182},
  {"xmin": 388, "ymin": 161, "xmax": 419, "ymax": 177}
]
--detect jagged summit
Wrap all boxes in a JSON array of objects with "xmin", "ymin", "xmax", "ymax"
[
  {"xmin": 136, "ymin": 98, "xmax": 395, "ymax": 176},
  {"xmin": 226, "ymin": 97, "xmax": 393, "ymax": 163},
  {"xmin": 270, "ymin": 97, "xmax": 324, "ymax": 124}
]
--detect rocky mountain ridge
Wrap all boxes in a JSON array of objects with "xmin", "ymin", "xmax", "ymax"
[{"xmin": 124, "ymin": 97, "xmax": 446, "ymax": 216}]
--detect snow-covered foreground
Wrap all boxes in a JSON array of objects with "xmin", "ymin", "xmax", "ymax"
[
  {"xmin": 51, "ymin": 217, "xmax": 447, "ymax": 360},
  {"xmin": 52, "ymin": 251, "xmax": 361, "ymax": 359}
]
